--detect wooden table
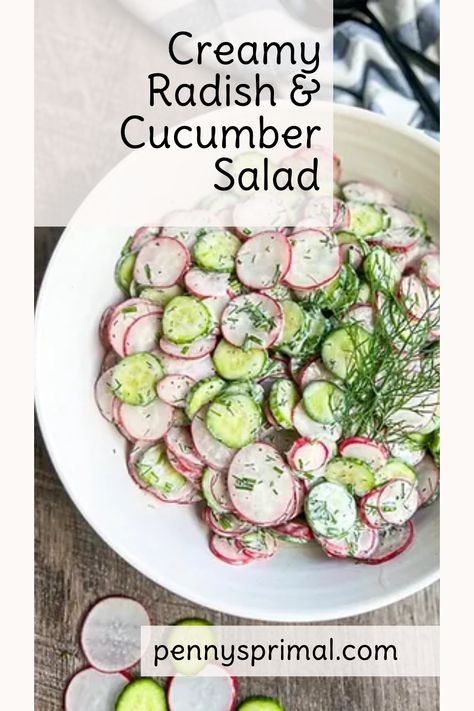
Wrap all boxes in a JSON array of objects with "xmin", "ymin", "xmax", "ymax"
[{"xmin": 35, "ymin": 228, "xmax": 439, "ymax": 710}]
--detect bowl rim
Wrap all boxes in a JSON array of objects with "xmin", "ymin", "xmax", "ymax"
[{"xmin": 35, "ymin": 104, "xmax": 440, "ymax": 622}]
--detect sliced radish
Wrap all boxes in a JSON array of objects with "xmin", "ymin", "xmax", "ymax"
[
  {"xmin": 320, "ymin": 522, "xmax": 379, "ymax": 560},
  {"xmin": 228, "ymin": 443, "xmax": 295, "ymax": 526},
  {"xmin": 157, "ymin": 374, "xmax": 195, "ymax": 408},
  {"xmin": 304, "ymin": 196, "xmax": 350, "ymax": 231},
  {"xmin": 117, "ymin": 399, "xmax": 173, "ymax": 442},
  {"xmin": 235, "ymin": 231, "xmax": 291, "ymax": 289},
  {"xmin": 134, "ymin": 237, "xmax": 190, "ymax": 287},
  {"xmin": 160, "ymin": 209, "xmax": 219, "ymax": 249},
  {"xmin": 168, "ymin": 664, "xmax": 238, "ymax": 711},
  {"xmin": 185, "ymin": 268, "xmax": 231, "ymax": 298},
  {"xmin": 389, "ymin": 438, "xmax": 425, "ymax": 467},
  {"xmin": 127, "ymin": 441, "xmax": 154, "ymax": 490},
  {"xmin": 203, "ymin": 508, "xmax": 254, "ymax": 537},
  {"xmin": 167, "ymin": 449, "xmax": 203, "ymax": 481},
  {"xmin": 387, "ymin": 389, "xmax": 438, "ymax": 433},
  {"xmin": 339, "ymin": 436, "xmax": 389, "ymax": 471},
  {"xmin": 101, "ymin": 349, "xmax": 120, "ymax": 373},
  {"xmin": 80, "ymin": 596, "xmax": 150, "ymax": 673},
  {"xmin": 123, "ymin": 311, "xmax": 162, "ymax": 355},
  {"xmin": 287, "ymin": 438, "xmax": 329, "ymax": 472},
  {"xmin": 236, "ymin": 529, "xmax": 278, "ymax": 559},
  {"xmin": 64, "ymin": 667, "xmax": 129, "ymax": 711},
  {"xmin": 130, "ymin": 225, "xmax": 160, "ymax": 251},
  {"xmin": 293, "ymin": 402, "xmax": 342, "ymax": 442},
  {"xmin": 380, "ymin": 205, "xmax": 419, "ymax": 252},
  {"xmin": 153, "ymin": 348, "xmax": 216, "ymax": 380},
  {"xmin": 108, "ymin": 299, "xmax": 159, "ymax": 357},
  {"xmin": 209, "ymin": 534, "xmax": 253, "ymax": 566},
  {"xmin": 364, "ymin": 520, "xmax": 414, "ymax": 565},
  {"xmin": 191, "ymin": 408, "xmax": 235, "ymax": 470},
  {"xmin": 160, "ymin": 335, "xmax": 217, "ymax": 360},
  {"xmin": 419, "ymin": 253, "xmax": 440, "ymax": 289},
  {"xmin": 399, "ymin": 274, "xmax": 428, "ymax": 320},
  {"xmin": 232, "ymin": 194, "xmax": 288, "ymax": 239},
  {"xmin": 344, "ymin": 303, "xmax": 375, "ymax": 334},
  {"xmin": 209, "ymin": 469, "xmax": 235, "ymax": 513},
  {"xmin": 416, "ymin": 454, "xmax": 440, "ymax": 506},
  {"xmin": 202, "ymin": 295, "xmax": 232, "ymax": 333},
  {"xmin": 377, "ymin": 479, "xmax": 419, "ymax": 525},
  {"xmin": 284, "ymin": 229, "xmax": 341, "ymax": 290},
  {"xmin": 221, "ymin": 293, "xmax": 282, "ymax": 349},
  {"xmin": 342, "ymin": 181, "xmax": 396, "ymax": 205},
  {"xmin": 359, "ymin": 489, "xmax": 389, "ymax": 530},
  {"xmin": 165, "ymin": 426, "xmax": 204, "ymax": 470},
  {"xmin": 272, "ymin": 519, "xmax": 315, "ymax": 542},
  {"xmin": 99, "ymin": 305, "xmax": 114, "ymax": 348},
  {"xmin": 95, "ymin": 368, "xmax": 117, "ymax": 423},
  {"xmin": 298, "ymin": 359, "xmax": 335, "ymax": 389}
]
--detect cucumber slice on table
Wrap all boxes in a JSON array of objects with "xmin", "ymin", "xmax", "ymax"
[
  {"xmin": 111, "ymin": 353, "xmax": 163, "ymax": 405},
  {"xmin": 237, "ymin": 696, "xmax": 286, "ymax": 711},
  {"xmin": 185, "ymin": 376, "xmax": 226, "ymax": 419},
  {"xmin": 348, "ymin": 202, "xmax": 386, "ymax": 236},
  {"xmin": 115, "ymin": 677, "xmax": 167, "ymax": 711},
  {"xmin": 321, "ymin": 325, "xmax": 370, "ymax": 380},
  {"xmin": 269, "ymin": 378, "xmax": 299, "ymax": 429},
  {"xmin": 324, "ymin": 456, "xmax": 375, "ymax": 496},
  {"xmin": 213, "ymin": 339, "xmax": 267, "ymax": 380},
  {"xmin": 303, "ymin": 380, "xmax": 345, "ymax": 424},
  {"xmin": 305, "ymin": 480, "xmax": 357, "ymax": 539},
  {"xmin": 206, "ymin": 393, "xmax": 262, "ymax": 448},
  {"xmin": 193, "ymin": 229, "xmax": 241, "ymax": 272},
  {"xmin": 162, "ymin": 295, "xmax": 212, "ymax": 344}
]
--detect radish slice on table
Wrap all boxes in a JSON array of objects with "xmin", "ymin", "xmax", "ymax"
[
  {"xmin": 419, "ymin": 253, "xmax": 440, "ymax": 289},
  {"xmin": 123, "ymin": 311, "xmax": 162, "ymax": 355},
  {"xmin": 287, "ymin": 438, "xmax": 329, "ymax": 473},
  {"xmin": 160, "ymin": 335, "xmax": 217, "ymax": 360},
  {"xmin": 221, "ymin": 293, "xmax": 282, "ymax": 349},
  {"xmin": 130, "ymin": 225, "xmax": 160, "ymax": 251},
  {"xmin": 416, "ymin": 454, "xmax": 440, "ymax": 506},
  {"xmin": 359, "ymin": 489, "xmax": 389, "ymax": 530},
  {"xmin": 108, "ymin": 299, "xmax": 160, "ymax": 357},
  {"xmin": 293, "ymin": 402, "xmax": 342, "ymax": 442},
  {"xmin": 191, "ymin": 408, "xmax": 235, "ymax": 470},
  {"xmin": 339, "ymin": 437, "xmax": 389, "ymax": 471},
  {"xmin": 160, "ymin": 209, "xmax": 219, "ymax": 249},
  {"xmin": 377, "ymin": 479, "xmax": 419, "ymax": 525},
  {"xmin": 157, "ymin": 374, "xmax": 195, "ymax": 408},
  {"xmin": 399, "ymin": 274, "xmax": 428, "ymax": 320},
  {"xmin": 95, "ymin": 368, "xmax": 117, "ymax": 423},
  {"xmin": 134, "ymin": 237, "xmax": 190, "ymax": 287},
  {"xmin": 363, "ymin": 520, "xmax": 414, "ymax": 565},
  {"xmin": 165, "ymin": 426, "xmax": 204, "ymax": 470},
  {"xmin": 64, "ymin": 667, "xmax": 129, "ymax": 711},
  {"xmin": 284, "ymin": 229, "xmax": 341, "ymax": 290},
  {"xmin": 168, "ymin": 664, "xmax": 238, "ymax": 711},
  {"xmin": 80, "ymin": 596, "xmax": 150, "ymax": 673},
  {"xmin": 228, "ymin": 443, "xmax": 295, "ymax": 526},
  {"xmin": 235, "ymin": 231, "xmax": 291, "ymax": 289},
  {"xmin": 117, "ymin": 399, "xmax": 173, "ymax": 442},
  {"xmin": 209, "ymin": 534, "xmax": 253, "ymax": 566},
  {"xmin": 342, "ymin": 181, "xmax": 396, "ymax": 205},
  {"xmin": 185, "ymin": 269, "xmax": 231, "ymax": 298}
]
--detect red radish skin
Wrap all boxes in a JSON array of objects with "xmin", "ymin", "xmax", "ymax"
[
  {"xmin": 235, "ymin": 231, "xmax": 292, "ymax": 289},
  {"xmin": 167, "ymin": 664, "xmax": 238, "ymax": 711},
  {"xmin": 117, "ymin": 399, "xmax": 174, "ymax": 442},
  {"xmin": 98, "ymin": 305, "xmax": 114, "ymax": 348},
  {"xmin": 221, "ymin": 293, "xmax": 283, "ymax": 349},
  {"xmin": 94, "ymin": 368, "xmax": 117, "ymax": 423},
  {"xmin": 203, "ymin": 508, "xmax": 254, "ymax": 538},
  {"xmin": 123, "ymin": 311, "xmax": 162, "ymax": 356},
  {"xmin": 160, "ymin": 335, "xmax": 217, "ymax": 360},
  {"xmin": 377, "ymin": 479, "xmax": 419, "ymax": 525},
  {"xmin": 359, "ymin": 489, "xmax": 389, "ymax": 530},
  {"xmin": 134, "ymin": 236, "xmax": 190, "ymax": 288},
  {"xmin": 64, "ymin": 667, "xmax": 129, "ymax": 711},
  {"xmin": 363, "ymin": 521, "xmax": 415, "ymax": 565},
  {"xmin": 287, "ymin": 438, "xmax": 329, "ymax": 473},
  {"xmin": 165, "ymin": 426, "xmax": 204, "ymax": 470},
  {"xmin": 339, "ymin": 437, "xmax": 389, "ymax": 471},
  {"xmin": 108, "ymin": 298, "xmax": 159, "ymax": 357},
  {"xmin": 209, "ymin": 534, "xmax": 253, "ymax": 566},
  {"xmin": 166, "ymin": 449, "xmax": 203, "ymax": 481},
  {"xmin": 272, "ymin": 520, "xmax": 315, "ymax": 542},
  {"xmin": 130, "ymin": 225, "xmax": 160, "ymax": 251},
  {"xmin": 284, "ymin": 229, "xmax": 341, "ymax": 290},
  {"xmin": 157, "ymin": 374, "xmax": 195, "ymax": 408},
  {"xmin": 419, "ymin": 253, "xmax": 440, "ymax": 289}
]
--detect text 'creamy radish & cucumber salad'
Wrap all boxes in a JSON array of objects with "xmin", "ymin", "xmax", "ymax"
[{"xmin": 95, "ymin": 150, "xmax": 440, "ymax": 567}]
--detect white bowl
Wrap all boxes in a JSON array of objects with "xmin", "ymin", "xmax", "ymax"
[{"xmin": 36, "ymin": 105, "xmax": 439, "ymax": 621}]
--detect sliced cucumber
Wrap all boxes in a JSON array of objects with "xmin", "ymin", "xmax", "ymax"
[
  {"xmin": 223, "ymin": 380, "xmax": 265, "ymax": 404},
  {"xmin": 213, "ymin": 339, "xmax": 267, "ymax": 380},
  {"xmin": 111, "ymin": 353, "xmax": 163, "ymax": 405},
  {"xmin": 303, "ymin": 380, "xmax": 345, "ymax": 424},
  {"xmin": 185, "ymin": 376, "xmax": 226, "ymax": 419},
  {"xmin": 115, "ymin": 252, "xmax": 137, "ymax": 293},
  {"xmin": 115, "ymin": 678, "xmax": 167, "ymax": 711},
  {"xmin": 162, "ymin": 295, "xmax": 212, "ymax": 344},
  {"xmin": 137, "ymin": 284, "xmax": 183, "ymax": 306},
  {"xmin": 136, "ymin": 443, "xmax": 188, "ymax": 494},
  {"xmin": 278, "ymin": 300, "xmax": 306, "ymax": 347},
  {"xmin": 348, "ymin": 202, "xmax": 386, "ymax": 237},
  {"xmin": 324, "ymin": 457, "xmax": 375, "ymax": 496},
  {"xmin": 206, "ymin": 393, "xmax": 262, "ymax": 448},
  {"xmin": 321, "ymin": 325, "xmax": 370, "ymax": 380},
  {"xmin": 193, "ymin": 229, "xmax": 241, "ymax": 272},
  {"xmin": 429, "ymin": 429, "xmax": 440, "ymax": 467},
  {"xmin": 237, "ymin": 696, "xmax": 285, "ymax": 711},
  {"xmin": 269, "ymin": 378, "xmax": 299, "ymax": 430},
  {"xmin": 364, "ymin": 248, "xmax": 400, "ymax": 294},
  {"xmin": 357, "ymin": 279, "xmax": 372, "ymax": 302},
  {"xmin": 376, "ymin": 457, "xmax": 417, "ymax": 486},
  {"xmin": 305, "ymin": 480, "xmax": 357, "ymax": 539}
]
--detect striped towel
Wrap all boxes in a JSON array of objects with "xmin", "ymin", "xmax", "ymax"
[{"xmin": 118, "ymin": 0, "xmax": 439, "ymax": 129}]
